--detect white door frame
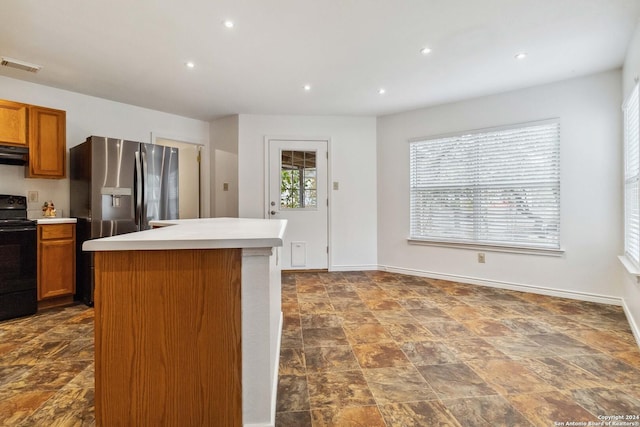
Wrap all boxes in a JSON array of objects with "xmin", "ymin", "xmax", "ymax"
[
  {"xmin": 151, "ymin": 132, "xmax": 210, "ymax": 218},
  {"xmin": 264, "ymin": 136, "xmax": 332, "ymax": 270}
]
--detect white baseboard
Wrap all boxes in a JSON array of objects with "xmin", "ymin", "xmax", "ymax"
[
  {"xmin": 378, "ymin": 264, "xmax": 622, "ymax": 306},
  {"xmin": 330, "ymin": 264, "xmax": 379, "ymax": 272},
  {"xmin": 621, "ymin": 299, "xmax": 640, "ymax": 349}
]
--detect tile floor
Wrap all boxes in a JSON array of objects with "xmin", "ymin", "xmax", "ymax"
[
  {"xmin": 0, "ymin": 304, "xmax": 94, "ymax": 426},
  {"xmin": 0, "ymin": 271, "xmax": 639, "ymax": 426},
  {"xmin": 276, "ymin": 271, "xmax": 640, "ymax": 426}
]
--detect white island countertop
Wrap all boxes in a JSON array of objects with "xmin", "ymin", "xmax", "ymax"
[{"xmin": 83, "ymin": 217, "xmax": 287, "ymax": 252}]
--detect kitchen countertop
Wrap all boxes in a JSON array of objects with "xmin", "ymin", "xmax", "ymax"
[
  {"xmin": 83, "ymin": 217, "xmax": 287, "ymax": 252},
  {"xmin": 36, "ymin": 218, "xmax": 77, "ymax": 224}
]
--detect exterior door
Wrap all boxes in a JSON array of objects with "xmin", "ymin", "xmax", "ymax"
[{"xmin": 268, "ymin": 139, "xmax": 328, "ymax": 270}]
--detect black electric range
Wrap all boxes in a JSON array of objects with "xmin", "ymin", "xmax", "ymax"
[{"xmin": 0, "ymin": 195, "xmax": 37, "ymax": 321}]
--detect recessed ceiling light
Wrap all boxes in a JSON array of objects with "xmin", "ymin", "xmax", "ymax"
[
  {"xmin": 420, "ymin": 47, "xmax": 432, "ymax": 55},
  {"xmin": 378, "ymin": 88, "xmax": 386, "ymax": 95},
  {"xmin": 223, "ymin": 20, "xmax": 234, "ymax": 28},
  {"xmin": 303, "ymin": 84, "xmax": 311, "ymax": 91},
  {"xmin": 185, "ymin": 61, "xmax": 195, "ymax": 68},
  {"xmin": 514, "ymin": 52, "xmax": 527, "ymax": 60}
]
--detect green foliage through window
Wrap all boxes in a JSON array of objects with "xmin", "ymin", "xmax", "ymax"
[{"xmin": 280, "ymin": 150, "xmax": 317, "ymax": 209}]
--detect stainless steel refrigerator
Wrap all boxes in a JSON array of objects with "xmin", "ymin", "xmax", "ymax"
[{"xmin": 70, "ymin": 135, "xmax": 179, "ymax": 305}]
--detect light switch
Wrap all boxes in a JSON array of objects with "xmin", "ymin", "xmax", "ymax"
[
  {"xmin": 333, "ymin": 181, "xmax": 339, "ymax": 190},
  {"xmin": 223, "ymin": 183, "xmax": 229, "ymax": 191}
]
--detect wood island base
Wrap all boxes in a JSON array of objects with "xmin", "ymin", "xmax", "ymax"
[
  {"xmin": 85, "ymin": 218, "xmax": 286, "ymax": 427},
  {"xmin": 94, "ymin": 249, "xmax": 243, "ymax": 426}
]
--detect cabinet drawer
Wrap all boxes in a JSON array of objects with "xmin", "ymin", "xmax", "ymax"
[{"xmin": 39, "ymin": 224, "xmax": 75, "ymax": 240}]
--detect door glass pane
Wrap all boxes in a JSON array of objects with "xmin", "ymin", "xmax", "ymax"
[{"xmin": 281, "ymin": 150, "xmax": 317, "ymax": 209}]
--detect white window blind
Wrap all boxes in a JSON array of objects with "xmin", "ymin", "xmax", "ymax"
[
  {"xmin": 410, "ymin": 120, "xmax": 560, "ymax": 250},
  {"xmin": 624, "ymin": 84, "xmax": 640, "ymax": 266}
]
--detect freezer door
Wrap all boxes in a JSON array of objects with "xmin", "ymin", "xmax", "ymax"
[
  {"xmin": 141, "ymin": 143, "xmax": 179, "ymax": 230},
  {"xmin": 89, "ymin": 136, "xmax": 139, "ymax": 238}
]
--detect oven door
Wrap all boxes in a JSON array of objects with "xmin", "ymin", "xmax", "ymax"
[{"xmin": 0, "ymin": 226, "xmax": 37, "ymax": 321}]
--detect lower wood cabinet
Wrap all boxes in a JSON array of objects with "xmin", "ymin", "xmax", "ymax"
[{"xmin": 38, "ymin": 223, "xmax": 76, "ymax": 306}]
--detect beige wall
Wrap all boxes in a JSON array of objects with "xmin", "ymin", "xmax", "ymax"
[
  {"xmin": 377, "ymin": 70, "xmax": 623, "ymax": 303},
  {"xmin": 0, "ymin": 76, "xmax": 210, "ymax": 218},
  {"xmin": 209, "ymin": 116, "xmax": 239, "ymax": 217}
]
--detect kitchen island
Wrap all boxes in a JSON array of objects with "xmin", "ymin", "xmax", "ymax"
[{"xmin": 83, "ymin": 218, "xmax": 287, "ymax": 427}]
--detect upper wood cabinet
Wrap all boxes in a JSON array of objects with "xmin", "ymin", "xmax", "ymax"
[
  {"xmin": 0, "ymin": 100, "xmax": 28, "ymax": 146},
  {"xmin": 27, "ymin": 106, "xmax": 66, "ymax": 179},
  {"xmin": 0, "ymin": 99, "xmax": 67, "ymax": 179}
]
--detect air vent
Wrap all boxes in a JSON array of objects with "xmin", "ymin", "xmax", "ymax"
[{"xmin": 1, "ymin": 57, "xmax": 41, "ymax": 73}]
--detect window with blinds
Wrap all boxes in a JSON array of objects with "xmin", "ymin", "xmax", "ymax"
[
  {"xmin": 624, "ymin": 84, "xmax": 640, "ymax": 266},
  {"xmin": 409, "ymin": 120, "xmax": 560, "ymax": 250}
]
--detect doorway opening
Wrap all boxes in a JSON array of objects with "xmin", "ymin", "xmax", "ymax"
[{"xmin": 154, "ymin": 137, "xmax": 203, "ymax": 219}]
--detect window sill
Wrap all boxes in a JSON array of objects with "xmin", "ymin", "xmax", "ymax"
[
  {"xmin": 407, "ymin": 239, "xmax": 564, "ymax": 257},
  {"xmin": 618, "ymin": 255, "xmax": 640, "ymax": 283}
]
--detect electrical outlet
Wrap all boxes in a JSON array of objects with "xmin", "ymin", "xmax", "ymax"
[
  {"xmin": 333, "ymin": 181, "xmax": 339, "ymax": 190},
  {"xmin": 28, "ymin": 191, "xmax": 38, "ymax": 203},
  {"xmin": 477, "ymin": 252, "xmax": 486, "ymax": 263}
]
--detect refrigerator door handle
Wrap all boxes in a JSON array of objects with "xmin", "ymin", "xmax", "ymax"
[
  {"xmin": 134, "ymin": 151, "xmax": 143, "ymax": 226},
  {"xmin": 141, "ymin": 150, "xmax": 148, "ymax": 229}
]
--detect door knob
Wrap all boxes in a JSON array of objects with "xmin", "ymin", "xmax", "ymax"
[{"xmin": 270, "ymin": 210, "xmax": 277, "ymax": 215}]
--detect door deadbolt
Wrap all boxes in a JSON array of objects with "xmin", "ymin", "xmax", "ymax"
[{"xmin": 270, "ymin": 210, "xmax": 277, "ymax": 215}]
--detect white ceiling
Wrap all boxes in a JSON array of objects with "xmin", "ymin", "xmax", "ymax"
[{"xmin": 1, "ymin": 0, "xmax": 639, "ymax": 121}]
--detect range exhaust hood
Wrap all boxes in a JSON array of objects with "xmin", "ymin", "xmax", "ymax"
[{"xmin": 0, "ymin": 144, "xmax": 28, "ymax": 165}]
